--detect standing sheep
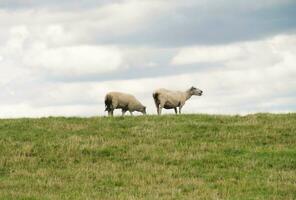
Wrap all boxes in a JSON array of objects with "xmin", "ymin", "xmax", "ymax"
[
  {"xmin": 105, "ymin": 92, "xmax": 146, "ymax": 116},
  {"xmin": 153, "ymin": 86, "xmax": 203, "ymax": 115}
]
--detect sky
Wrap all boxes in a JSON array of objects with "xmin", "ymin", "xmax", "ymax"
[{"xmin": 0, "ymin": 0, "xmax": 296, "ymax": 117}]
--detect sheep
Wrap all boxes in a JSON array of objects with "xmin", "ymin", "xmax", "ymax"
[
  {"xmin": 153, "ymin": 86, "xmax": 203, "ymax": 115},
  {"xmin": 105, "ymin": 92, "xmax": 146, "ymax": 116}
]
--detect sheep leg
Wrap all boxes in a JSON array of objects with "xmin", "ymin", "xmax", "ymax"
[
  {"xmin": 129, "ymin": 111, "xmax": 133, "ymax": 116},
  {"xmin": 155, "ymin": 103, "xmax": 160, "ymax": 115},
  {"xmin": 108, "ymin": 110, "xmax": 114, "ymax": 116},
  {"xmin": 153, "ymin": 94, "xmax": 160, "ymax": 115},
  {"xmin": 122, "ymin": 109, "xmax": 127, "ymax": 116},
  {"xmin": 158, "ymin": 101, "xmax": 166, "ymax": 115},
  {"xmin": 179, "ymin": 106, "xmax": 182, "ymax": 114},
  {"xmin": 174, "ymin": 107, "xmax": 178, "ymax": 114},
  {"xmin": 158, "ymin": 106, "xmax": 163, "ymax": 115}
]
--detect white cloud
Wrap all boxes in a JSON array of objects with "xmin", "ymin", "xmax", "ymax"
[
  {"xmin": 0, "ymin": 104, "xmax": 100, "ymax": 118},
  {"xmin": 171, "ymin": 45, "xmax": 244, "ymax": 65},
  {"xmin": 171, "ymin": 34, "xmax": 296, "ymax": 69},
  {"xmin": 1, "ymin": 34, "xmax": 296, "ymax": 117},
  {"xmin": 2, "ymin": 57, "xmax": 295, "ymax": 118},
  {"xmin": 169, "ymin": 34, "xmax": 296, "ymax": 114},
  {"xmin": 23, "ymin": 44, "xmax": 123, "ymax": 75},
  {"xmin": 1, "ymin": 25, "xmax": 124, "ymax": 77},
  {"xmin": 0, "ymin": 1, "xmax": 174, "ymax": 43}
]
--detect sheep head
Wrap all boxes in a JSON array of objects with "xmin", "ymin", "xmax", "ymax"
[{"xmin": 189, "ymin": 86, "xmax": 203, "ymax": 96}]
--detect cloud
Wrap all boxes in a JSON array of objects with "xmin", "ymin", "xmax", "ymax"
[
  {"xmin": 171, "ymin": 45, "xmax": 243, "ymax": 65},
  {"xmin": 1, "ymin": 25, "xmax": 124, "ymax": 78},
  {"xmin": 171, "ymin": 34, "xmax": 296, "ymax": 68},
  {"xmin": 169, "ymin": 34, "xmax": 296, "ymax": 113},
  {"xmin": 24, "ymin": 45, "xmax": 123, "ymax": 76},
  {"xmin": 2, "ymin": 50, "xmax": 296, "ymax": 118},
  {"xmin": 97, "ymin": 0, "xmax": 296, "ymax": 46},
  {"xmin": 1, "ymin": 0, "xmax": 295, "ymax": 47},
  {"xmin": 1, "ymin": 34, "xmax": 296, "ymax": 117},
  {"xmin": 0, "ymin": 104, "xmax": 99, "ymax": 118},
  {"xmin": 0, "ymin": 0, "xmax": 173, "ymax": 44},
  {"xmin": 0, "ymin": 0, "xmax": 113, "ymax": 10}
]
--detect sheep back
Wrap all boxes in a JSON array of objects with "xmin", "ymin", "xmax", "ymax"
[
  {"xmin": 153, "ymin": 88, "xmax": 186, "ymax": 108},
  {"xmin": 105, "ymin": 92, "xmax": 144, "ymax": 111}
]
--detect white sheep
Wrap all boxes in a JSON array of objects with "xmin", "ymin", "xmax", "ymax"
[
  {"xmin": 153, "ymin": 86, "xmax": 203, "ymax": 115},
  {"xmin": 105, "ymin": 92, "xmax": 146, "ymax": 116}
]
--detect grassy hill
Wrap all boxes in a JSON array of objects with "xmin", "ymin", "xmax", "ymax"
[{"xmin": 0, "ymin": 114, "xmax": 295, "ymax": 199}]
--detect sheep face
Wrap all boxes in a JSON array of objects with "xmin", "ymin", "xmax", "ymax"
[
  {"xmin": 189, "ymin": 86, "xmax": 203, "ymax": 96},
  {"xmin": 141, "ymin": 107, "xmax": 147, "ymax": 115}
]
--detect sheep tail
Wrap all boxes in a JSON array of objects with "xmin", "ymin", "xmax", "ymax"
[
  {"xmin": 153, "ymin": 92, "xmax": 159, "ymax": 107},
  {"xmin": 104, "ymin": 94, "xmax": 112, "ymax": 111}
]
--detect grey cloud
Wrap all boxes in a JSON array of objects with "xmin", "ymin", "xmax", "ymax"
[
  {"xmin": 96, "ymin": 1, "xmax": 296, "ymax": 46},
  {"xmin": 1, "ymin": 0, "xmax": 295, "ymax": 47},
  {"xmin": 0, "ymin": 0, "xmax": 118, "ymax": 10},
  {"xmin": 46, "ymin": 63, "xmax": 215, "ymax": 83}
]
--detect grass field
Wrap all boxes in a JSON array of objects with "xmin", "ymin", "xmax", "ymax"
[{"xmin": 0, "ymin": 114, "xmax": 295, "ymax": 199}]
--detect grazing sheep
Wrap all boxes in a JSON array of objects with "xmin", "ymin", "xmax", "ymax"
[
  {"xmin": 105, "ymin": 92, "xmax": 146, "ymax": 116},
  {"xmin": 153, "ymin": 86, "xmax": 203, "ymax": 115}
]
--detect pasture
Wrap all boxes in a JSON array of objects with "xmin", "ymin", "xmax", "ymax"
[{"xmin": 0, "ymin": 114, "xmax": 295, "ymax": 199}]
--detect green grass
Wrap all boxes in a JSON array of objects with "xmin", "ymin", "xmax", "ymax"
[{"xmin": 0, "ymin": 114, "xmax": 296, "ymax": 199}]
